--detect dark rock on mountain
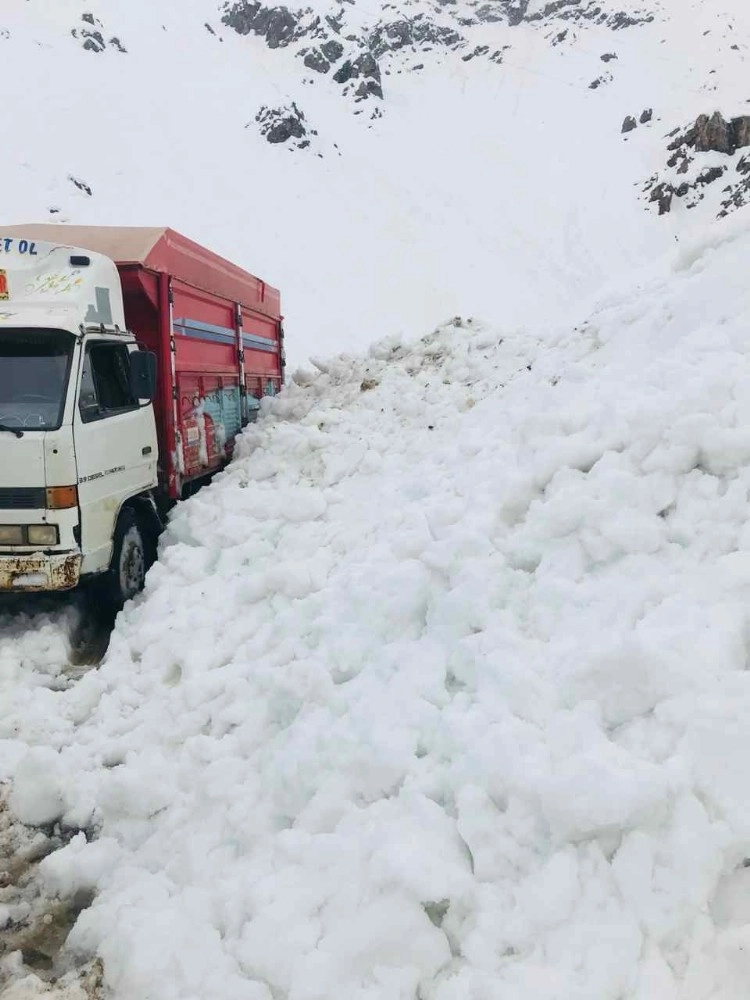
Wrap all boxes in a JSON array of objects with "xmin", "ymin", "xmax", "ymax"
[
  {"xmin": 68, "ymin": 175, "xmax": 93, "ymax": 196},
  {"xmin": 622, "ymin": 115, "xmax": 637, "ymax": 133},
  {"xmin": 333, "ymin": 53, "xmax": 383, "ymax": 100},
  {"xmin": 673, "ymin": 111, "xmax": 750, "ymax": 155},
  {"xmin": 645, "ymin": 111, "xmax": 750, "ymax": 218},
  {"xmin": 71, "ymin": 13, "xmax": 127, "ymax": 53},
  {"xmin": 221, "ymin": 0, "xmax": 656, "ymax": 114},
  {"xmin": 368, "ymin": 18, "xmax": 462, "ymax": 59},
  {"xmin": 526, "ymin": 2, "xmax": 654, "ymax": 30},
  {"xmin": 640, "ymin": 108, "xmax": 653, "ymax": 124},
  {"xmin": 81, "ymin": 31, "xmax": 106, "ymax": 53},
  {"xmin": 463, "ymin": 44, "xmax": 490, "ymax": 61},
  {"xmin": 608, "ymin": 10, "xmax": 654, "ymax": 29},
  {"xmin": 648, "ymin": 181, "xmax": 672, "ymax": 215},
  {"xmin": 474, "ymin": 4, "xmax": 508, "ymax": 24},
  {"xmin": 504, "ymin": 0, "xmax": 531, "ymax": 26},
  {"xmin": 303, "ymin": 47, "xmax": 331, "ymax": 73},
  {"xmin": 719, "ymin": 154, "xmax": 750, "ymax": 217},
  {"xmin": 321, "ymin": 39, "xmax": 343, "ymax": 62},
  {"xmin": 697, "ymin": 164, "xmax": 726, "ymax": 186},
  {"xmin": 255, "ymin": 102, "xmax": 309, "ymax": 145},
  {"xmin": 222, "ymin": 2, "xmax": 300, "ymax": 48}
]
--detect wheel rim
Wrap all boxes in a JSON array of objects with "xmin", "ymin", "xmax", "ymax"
[{"xmin": 119, "ymin": 528, "xmax": 145, "ymax": 598}]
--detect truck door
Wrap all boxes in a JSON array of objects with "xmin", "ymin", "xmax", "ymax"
[{"xmin": 73, "ymin": 339, "xmax": 158, "ymax": 575}]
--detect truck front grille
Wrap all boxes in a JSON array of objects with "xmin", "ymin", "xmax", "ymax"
[{"xmin": 0, "ymin": 488, "xmax": 47, "ymax": 510}]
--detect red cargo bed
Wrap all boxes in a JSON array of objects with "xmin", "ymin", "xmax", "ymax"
[{"xmin": 10, "ymin": 225, "xmax": 284, "ymax": 500}]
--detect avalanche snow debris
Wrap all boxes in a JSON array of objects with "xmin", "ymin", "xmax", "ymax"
[{"xmin": 6, "ymin": 219, "xmax": 750, "ymax": 998}]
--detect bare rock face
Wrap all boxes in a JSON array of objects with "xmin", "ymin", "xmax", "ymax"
[
  {"xmin": 71, "ymin": 13, "xmax": 127, "ymax": 53},
  {"xmin": 303, "ymin": 46, "xmax": 331, "ymax": 73},
  {"xmin": 321, "ymin": 39, "xmax": 343, "ymax": 62},
  {"xmin": 665, "ymin": 111, "xmax": 750, "ymax": 156},
  {"xmin": 644, "ymin": 111, "xmax": 750, "ymax": 217},
  {"xmin": 368, "ymin": 17, "xmax": 461, "ymax": 58},
  {"xmin": 221, "ymin": 0, "xmax": 656, "ymax": 129},
  {"xmin": 222, "ymin": 2, "xmax": 300, "ymax": 48},
  {"xmin": 255, "ymin": 102, "xmax": 308, "ymax": 144},
  {"xmin": 333, "ymin": 53, "xmax": 383, "ymax": 101}
]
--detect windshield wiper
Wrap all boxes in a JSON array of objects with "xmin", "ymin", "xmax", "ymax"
[{"xmin": 0, "ymin": 424, "xmax": 24, "ymax": 438}]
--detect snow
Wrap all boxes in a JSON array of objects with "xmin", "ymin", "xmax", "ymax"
[
  {"xmin": 5, "ymin": 0, "xmax": 750, "ymax": 996},
  {"xmin": 3, "ymin": 213, "xmax": 750, "ymax": 996}
]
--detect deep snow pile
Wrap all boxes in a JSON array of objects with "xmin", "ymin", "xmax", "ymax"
[{"xmin": 3, "ymin": 212, "xmax": 750, "ymax": 997}]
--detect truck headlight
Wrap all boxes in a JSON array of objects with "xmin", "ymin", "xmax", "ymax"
[
  {"xmin": 27, "ymin": 525, "xmax": 59, "ymax": 546},
  {"xmin": 0, "ymin": 525, "xmax": 24, "ymax": 544}
]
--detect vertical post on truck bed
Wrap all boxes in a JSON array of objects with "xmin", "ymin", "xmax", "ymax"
[
  {"xmin": 235, "ymin": 302, "xmax": 247, "ymax": 425},
  {"xmin": 168, "ymin": 278, "xmax": 180, "ymax": 494},
  {"xmin": 158, "ymin": 272, "xmax": 181, "ymax": 500}
]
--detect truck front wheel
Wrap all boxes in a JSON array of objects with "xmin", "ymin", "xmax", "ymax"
[{"xmin": 105, "ymin": 508, "xmax": 147, "ymax": 609}]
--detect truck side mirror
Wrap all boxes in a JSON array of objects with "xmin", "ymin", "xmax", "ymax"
[{"xmin": 129, "ymin": 350, "xmax": 157, "ymax": 401}]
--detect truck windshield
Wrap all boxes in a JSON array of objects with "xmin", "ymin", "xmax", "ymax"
[{"xmin": 0, "ymin": 329, "xmax": 74, "ymax": 431}]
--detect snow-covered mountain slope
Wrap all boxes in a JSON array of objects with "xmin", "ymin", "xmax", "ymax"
[
  {"xmin": 5, "ymin": 212, "xmax": 750, "ymax": 998},
  {"xmin": 3, "ymin": 0, "xmax": 750, "ymax": 361}
]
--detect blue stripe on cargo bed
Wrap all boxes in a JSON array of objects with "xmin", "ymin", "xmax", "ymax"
[{"xmin": 174, "ymin": 318, "xmax": 278, "ymax": 353}]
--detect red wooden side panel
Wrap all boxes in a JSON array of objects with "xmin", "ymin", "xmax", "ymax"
[
  {"xmin": 117, "ymin": 266, "xmax": 175, "ymax": 496},
  {"xmin": 118, "ymin": 264, "xmax": 283, "ymax": 497},
  {"xmin": 172, "ymin": 280, "xmax": 243, "ymax": 483},
  {"xmin": 242, "ymin": 309, "xmax": 282, "ymax": 420},
  {"xmin": 144, "ymin": 228, "xmax": 281, "ymax": 322}
]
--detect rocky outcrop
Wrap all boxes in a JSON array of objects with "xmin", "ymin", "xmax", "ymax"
[
  {"xmin": 644, "ymin": 111, "xmax": 750, "ymax": 217},
  {"xmin": 674, "ymin": 111, "xmax": 750, "ymax": 156},
  {"xmin": 321, "ymin": 39, "xmax": 343, "ymax": 62},
  {"xmin": 221, "ymin": 0, "xmax": 657, "ymax": 125},
  {"xmin": 303, "ymin": 47, "xmax": 332, "ymax": 73},
  {"xmin": 719, "ymin": 154, "xmax": 750, "ymax": 217},
  {"xmin": 368, "ymin": 17, "xmax": 461, "ymax": 58},
  {"xmin": 255, "ymin": 102, "xmax": 314, "ymax": 148},
  {"xmin": 333, "ymin": 53, "xmax": 383, "ymax": 100},
  {"xmin": 71, "ymin": 13, "xmax": 127, "ymax": 53},
  {"xmin": 524, "ymin": 0, "xmax": 654, "ymax": 29},
  {"xmin": 222, "ymin": 2, "xmax": 301, "ymax": 48}
]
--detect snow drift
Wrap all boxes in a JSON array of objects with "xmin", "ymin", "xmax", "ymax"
[{"xmin": 4, "ymin": 211, "xmax": 750, "ymax": 998}]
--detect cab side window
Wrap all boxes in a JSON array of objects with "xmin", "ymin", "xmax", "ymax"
[{"xmin": 79, "ymin": 343, "xmax": 136, "ymax": 422}]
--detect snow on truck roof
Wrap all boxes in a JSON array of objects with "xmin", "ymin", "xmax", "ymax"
[{"xmin": 1, "ymin": 225, "xmax": 281, "ymax": 319}]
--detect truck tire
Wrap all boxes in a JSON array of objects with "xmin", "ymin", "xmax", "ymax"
[{"xmin": 104, "ymin": 508, "xmax": 147, "ymax": 610}]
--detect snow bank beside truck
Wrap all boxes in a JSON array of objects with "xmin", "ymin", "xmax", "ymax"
[{"xmin": 8, "ymin": 214, "xmax": 750, "ymax": 998}]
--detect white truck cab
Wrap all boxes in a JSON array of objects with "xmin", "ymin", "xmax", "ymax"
[{"xmin": 0, "ymin": 235, "xmax": 159, "ymax": 606}]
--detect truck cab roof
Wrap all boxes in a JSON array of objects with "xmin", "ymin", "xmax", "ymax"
[
  {"xmin": 0, "ymin": 234, "xmax": 126, "ymax": 333},
  {"xmin": 1, "ymin": 225, "xmax": 280, "ymax": 320}
]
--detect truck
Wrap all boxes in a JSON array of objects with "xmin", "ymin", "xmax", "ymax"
[{"xmin": 0, "ymin": 225, "xmax": 284, "ymax": 607}]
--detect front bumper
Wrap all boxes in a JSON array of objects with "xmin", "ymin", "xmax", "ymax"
[{"xmin": 0, "ymin": 551, "xmax": 82, "ymax": 591}]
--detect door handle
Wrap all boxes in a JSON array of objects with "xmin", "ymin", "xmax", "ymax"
[{"xmin": 142, "ymin": 446, "xmax": 152, "ymax": 456}]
